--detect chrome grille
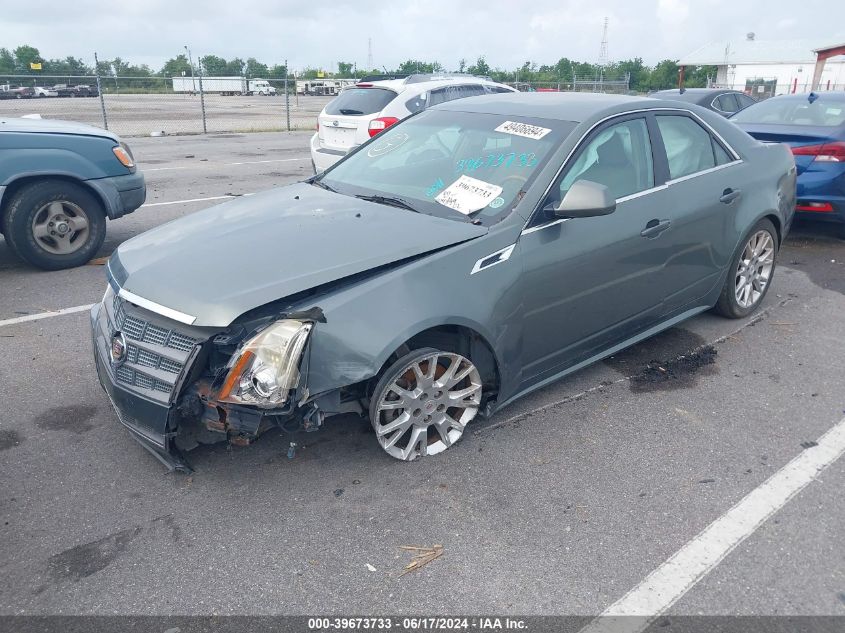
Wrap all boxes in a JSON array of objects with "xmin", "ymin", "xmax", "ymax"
[
  {"xmin": 115, "ymin": 366, "xmax": 173, "ymax": 394},
  {"xmin": 106, "ymin": 294, "xmax": 202, "ymax": 402},
  {"xmin": 113, "ymin": 295, "xmax": 198, "ymax": 352}
]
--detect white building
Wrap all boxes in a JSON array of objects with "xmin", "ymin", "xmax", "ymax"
[{"xmin": 677, "ymin": 35, "xmax": 845, "ymax": 97}]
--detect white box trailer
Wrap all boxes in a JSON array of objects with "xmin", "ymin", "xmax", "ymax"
[
  {"xmin": 171, "ymin": 76, "xmax": 277, "ymax": 95},
  {"xmin": 172, "ymin": 76, "xmax": 246, "ymax": 95}
]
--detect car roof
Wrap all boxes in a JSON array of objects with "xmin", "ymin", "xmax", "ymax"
[
  {"xmin": 357, "ymin": 74, "xmax": 513, "ymax": 93},
  {"xmin": 433, "ymin": 92, "xmax": 652, "ymax": 122},
  {"xmin": 651, "ymin": 88, "xmax": 742, "ymax": 103},
  {"xmin": 763, "ymin": 91, "xmax": 845, "ymax": 102}
]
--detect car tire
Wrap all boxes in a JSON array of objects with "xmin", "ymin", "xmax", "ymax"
[
  {"xmin": 3, "ymin": 180, "xmax": 107, "ymax": 270},
  {"xmin": 368, "ymin": 347, "xmax": 483, "ymax": 461},
  {"xmin": 712, "ymin": 218, "xmax": 778, "ymax": 319}
]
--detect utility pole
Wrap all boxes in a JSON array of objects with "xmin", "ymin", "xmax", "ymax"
[
  {"xmin": 367, "ymin": 38, "xmax": 373, "ymax": 70},
  {"xmin": 197, "ymin": 55, "xmax": 207, "ymax": 133},
  {"xmin": 93, "ymin": 51, "xmax": 108, "ymax": 130},
  {"xmin": 285, "ymin": 58, "xmax": 291, "ymax": 132},
  {"xmin": 184, "ymin": 45, "xmax": 196, "ymax": 93}
]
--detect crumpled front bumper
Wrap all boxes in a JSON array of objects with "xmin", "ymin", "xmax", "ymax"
[{"xmin": 90, "ymin": 302, "xmax": 192, "ymax": 472}]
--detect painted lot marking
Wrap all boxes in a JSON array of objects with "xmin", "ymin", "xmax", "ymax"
[
  {"xmin": 581, "ymin": 415, "xmax": 845, "ymax": 633},
  {"xmin": 0, "ymin": 304, "xmax": 94, "ymax": 327},
  {"xmin": 141, "ymin": 192, "xmax": 255, "ymax": 208},
  {"xmin": 143, "ymin": 157, "xmax": 309, "ymax": 172}
]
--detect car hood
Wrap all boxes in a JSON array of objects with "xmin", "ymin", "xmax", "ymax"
[
  {"xmin": 112, "ymin": 183, "xmax": 487, "ymax": 327},
  {"xmin": 0, "ymin": 116, "xmax": 120, "ymax": 142}
]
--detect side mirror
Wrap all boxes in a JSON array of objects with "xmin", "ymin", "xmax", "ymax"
[{"xmin": 551, "ymin": 180, "xmax": 616, "ymax": 219}]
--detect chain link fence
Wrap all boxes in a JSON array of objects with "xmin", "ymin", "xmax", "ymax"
[
  {"xmin": 707, "ymin": 79, "xmax": 845, "ymax": 100},
  {"xmin": 505, "ymin": 73, "xmax": 631, "ymax": 94},
  {"xmin": 0, "ymin": 73, "xmax": 330, "ymax": 137}
]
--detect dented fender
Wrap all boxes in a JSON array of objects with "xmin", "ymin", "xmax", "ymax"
[{"xmin": 295, "ymin": 221, "xmax": 526, "ymax": 402}]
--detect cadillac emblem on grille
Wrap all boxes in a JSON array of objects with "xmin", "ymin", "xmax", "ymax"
[{"xmin": 110, "ymin": 331, "xmax": 127, "ymax": 366}]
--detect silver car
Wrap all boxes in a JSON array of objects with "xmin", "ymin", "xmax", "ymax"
[{"xmin": 91, "ymin": 93, "xmax": 796, "ymax": 471}]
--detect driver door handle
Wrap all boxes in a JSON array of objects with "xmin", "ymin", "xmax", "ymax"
[
  {"xmin": 641, "ymin": 219, "xmax": 671, "ymax": 238},
  {"xmin": 720, "ymin": 188, "xmax": 741, "ymax": 204}
]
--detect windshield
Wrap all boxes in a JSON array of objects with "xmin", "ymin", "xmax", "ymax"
[
  {"xmin": 732, "ymin": 97, "xmax": 845, "ymax": 127},
  {"xmin": 317, "ymin": 110, "xmax": 573, "ymax": 224}
]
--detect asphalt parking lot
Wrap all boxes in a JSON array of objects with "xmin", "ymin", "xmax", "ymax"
[
  {"xmin": 0, "ymin": 94, "xmax": 333, "ymax": 137},
  {"xmin": 1, "ymin": 132, "xmax": 844, "ymax": 618}
]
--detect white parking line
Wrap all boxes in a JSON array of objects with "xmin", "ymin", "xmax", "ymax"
[
  {"xmin": 580, "ymin": 415, "xmax": 845, "ymax": 633},
  {"xmin": 0, "ymin": 304, "xmax": 95, "ymax": 328},
  {"xmin": 143, "ymin": 157, "xmax": 309, "ymax": 171},
  {"xmin": 140, "ymin": 192, "xmax": 255, "ymax": 208}
]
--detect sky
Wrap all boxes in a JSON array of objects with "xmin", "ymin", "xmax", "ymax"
[{"xmin": 1, "ymin": 0, "xmax": 843, "ymax": 72}]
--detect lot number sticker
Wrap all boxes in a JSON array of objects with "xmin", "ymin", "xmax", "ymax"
[
  {"xmin": 435, "ymin": 175, "xmax": 503, "ymax": 214},
  {"xmin": 494, "ymin": 120, "xmax": 552, "ymax": 140}
]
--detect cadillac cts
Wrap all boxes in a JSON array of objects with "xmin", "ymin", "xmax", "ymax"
[{"xmin": 91, "ymin": 93, "xmax": 796, "ymax": 471}]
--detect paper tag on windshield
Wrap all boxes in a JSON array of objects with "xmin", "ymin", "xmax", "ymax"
[
  {"xmin": 435, "ymin": 175, "xmax": 504, "ymax": 215},
  {"xmin": 495, "ymin": 120, "xmax": 551, "ymax": 140}
]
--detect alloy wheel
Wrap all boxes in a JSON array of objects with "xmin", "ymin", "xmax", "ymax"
[
  {"xmin": 734, "ymin": 230, "xmax": 775, "ymax": 308},
  {"xmin": 372, "ymin": 351, "xmax": 482, "ymax": 461}
]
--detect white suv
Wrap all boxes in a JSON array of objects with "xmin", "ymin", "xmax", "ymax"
[{"xmin": 309, "ymin": 74, "xmax": 516, "ymax": 173}]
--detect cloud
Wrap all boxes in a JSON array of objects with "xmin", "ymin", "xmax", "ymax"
[{"xmin": 0, "ymin": 0, "xmax": 843, "ymax": 72}]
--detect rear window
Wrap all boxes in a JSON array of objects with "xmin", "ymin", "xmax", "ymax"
[
  {"xmin": 325, "ymin": 88, "xmax": 397, "ymax": 116},
  {"xmin": 732, "ymin": 97, "xmax": 845, "ymax": 127}
]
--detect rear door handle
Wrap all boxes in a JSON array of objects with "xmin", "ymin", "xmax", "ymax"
[
  {"xmin": 641, "ymin": 219, "xmax": 671, "ymax": 238},
  {"xmin": 720, "ymin": 188, "xmax": 741, "ymax": 204}
]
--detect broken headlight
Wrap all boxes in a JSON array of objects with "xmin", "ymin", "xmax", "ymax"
[{"xmin": 217, "ymin": 320, "xmax": 313, "ymax": 408}]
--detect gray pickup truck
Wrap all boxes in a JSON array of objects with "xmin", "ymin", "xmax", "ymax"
[{"xmin": 0, "ymin": 117, "xmax": 145, "ymax": 269}]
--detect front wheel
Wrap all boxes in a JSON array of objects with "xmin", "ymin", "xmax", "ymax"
[
  {"xmin": 3, "ymin": 180, "xmax": 107, "ymax": 270},
  {"xmin": 368, "ymin": 348, "xmax": 483, "ymax": 461},
  {"xmin": 712, "ymin": 218, "xmax": 778, "ymax": 319}
]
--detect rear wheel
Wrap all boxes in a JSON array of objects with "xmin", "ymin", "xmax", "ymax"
[
  {"xmin": 3, "ymin": 180, "xmax": 107, "ymax": 270},
  {"xmin": 713, "ymin": 218, "xmax": 778, "ymax": 319},
  {"xmin": 369, "ymin": 348, "xmax": 483, "ymax": 461}
]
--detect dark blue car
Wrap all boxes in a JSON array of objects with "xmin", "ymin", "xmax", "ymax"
[{"xmin": 730, "ymin": 92, "xmax": 845, "ymax": 238}]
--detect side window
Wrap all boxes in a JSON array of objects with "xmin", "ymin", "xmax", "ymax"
[
  {"xmin": 405, "ymin": 94, "xmax": 427, "ymax": 114},
  {"xmin": 459, "ymin": 85, "xmax": 486, "ymax": 98},
  {"xmin": 485, "ymin": 86, "xmax": 513, "ymax": 94},
  {"xmin": 656, "ymin": 115, "xmax": 717, "ymax": 180},
  {"xmin": 712, "ymin": 138, "xmax": 733, "ymax": 166},
  {"xmin": 714, "ymin": 94, "xmax": 739, "ymax": 113},
  {"xmin": 736, "ymin": 94, "xmax": 756, "ymax": 110},
  {"xmin": 554, "ymin": 118, "xmax": 654, "ymax": 203},
  {"xmin": 428, "ymin": 85, "xmax": 464, "ymax": 106}
]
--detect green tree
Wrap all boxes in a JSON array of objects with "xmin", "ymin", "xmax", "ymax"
[
  {"xmin": 14, "ymin": 45, "xmax": 41, "ymax": 73},
  {"xmin": 245, "ymin": 57, "xmax": 268, "ymax": 77},
  {"xmin": 161, "ymin": 54, "xmax": 191, "ymax": 77},
  {"xmin": 269, "ymin": 63, "xmax": 288, "ymax": 78},
  {"xmin": 395, "ymin": 59, "xmax": 443, "ymax": 74},
  {"xmin": 0, "ymin": 47, "xmax": 18, "ymax": 74},
  {"xmin": 615, "ymin": 57, "xmax": 647, "ymax": 91},
  {"xmin": 224, "ymin": 57, "xmax": 245, "ymax": 75},
  {"xmin": 457, "ymin": 58, "xmax": 466, "ymax": 73},
  {"xmin": 200, "ymin": 54, "xmax": 228, "ymax": 76},
  {"xmin": 686, "ymin": 65, "xmax": 718, "ymax": 88},
  {"xmin": 337, "ymin": 61, "xmax": 353, "ymax": 77},
  {"xmin": 646, "ymin": 59, "xmax": 680, "ymax": 90},
  {"xmin": 467, "ymin": 56, "xmax": 490, "ymax": 76}
]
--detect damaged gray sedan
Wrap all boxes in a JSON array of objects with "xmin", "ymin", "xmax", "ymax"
[{"xmin": 91, "ymin": 93, "xmax": 796, "ymax": 471}]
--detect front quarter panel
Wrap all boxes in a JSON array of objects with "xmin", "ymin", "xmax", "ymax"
[{"xmin": 296, "ymin": 221, "xmax": 525, "ymax": 402}]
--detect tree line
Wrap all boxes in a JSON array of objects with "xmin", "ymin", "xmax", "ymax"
[{"xmin": 1, "ymin": 46, "xmax": 716, "ymax": 92}]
